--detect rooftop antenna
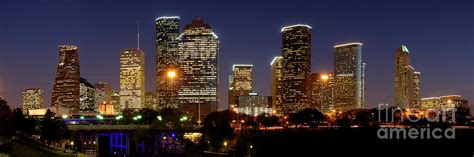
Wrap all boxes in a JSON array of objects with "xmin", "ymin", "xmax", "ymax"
[{"xmin": 137, "ymin": 21, "xmax": 140, "ymax": 50}]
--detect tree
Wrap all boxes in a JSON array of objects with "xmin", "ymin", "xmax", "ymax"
[
  {"xmin": 201, "ymin": 110, "xmax": 235, "ymax": 151},
  {"xmin": 455, "ymin": 106, "xmax": 471, "ymax": 125},
  {"xmin": 336, "ymin": 111, "xmax": 353, "ymax": 128},
  {"xmin": 354, "ymin": 111, "xmax": 374, "ymax": 128},
  {"xmin": 256, "ymin": 114, "xmax": 280, "ymax": 129},
  {"xmin": 40, "ymin": 109, "xmax": 68, "ymax": 145},
  {"xmin": 289, "ymin": 108, "xmax": 324, "ymax": 128},
  {"xmin": 0, "ymin": 99, "xmax": 12, "ymax": 138}
]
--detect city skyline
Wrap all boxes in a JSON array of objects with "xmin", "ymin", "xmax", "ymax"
[{"xmin": 0, "ymin": 0, "xmax": 472, "ymax": 111}]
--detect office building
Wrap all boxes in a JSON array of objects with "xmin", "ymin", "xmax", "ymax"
[
  {"xmin": 120, "ymin": 48, "xmax": 145, "ymax": 110},
  {"xmin": 22, "ymin": 88, "xmax": 43, "ymax": 112},
  {"xmin": 51, "ymin": 45, "xmax": 80, "ymax": 114},
  {"xmin": 156, "ymin": 16, "xmax": 181, "ymax": 108},
  {"xmin": 333, "ymin": 43, "xmax": 365, "ymax": 111},
  {"xmin": 228, "ymin": 64, "xmax": 253, "ymax": 109},
  {"xmin": 177, "ymin": 18, "xmax": 219, "ymax": 119},
  {"xmin": 270, "ymin": 56, "xmax": 284, "ymax": 116},
  {"xmin": 281, "ymin": 24, "xmax": 312, "ymax": 115},
  {"xmin": 394, "ymin": 45, "xmax": 421, "ymax": 109},
  {"xmin": 79, "ymin": 77, "xmax": 96, "ymax": 112},
  {"xmin": 236, "ymin": 93, "xmax": 272, "ymax": 117}
]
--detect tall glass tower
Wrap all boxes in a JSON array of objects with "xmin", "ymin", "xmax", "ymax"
[
  {"xmin": 155, "ymin": 16, "xmax": 180, "ymax": 109},
  {"xmin": 333, "ymin": 43, "xmax": 365, "ymax": 111},
  {"xmin": 177, "ymin": 18, "xmax": 219, "ymax": 119},
  {"xmin": 281, "ymin": 24, "xmax": 312, "ymax": 115},
  {"xmin": 51, "ymin": 45, "xmax": 80, "ymax": 114},
  {"xmin": 120, "ymin": 48, "xmax": 145, "ymax": 110}
]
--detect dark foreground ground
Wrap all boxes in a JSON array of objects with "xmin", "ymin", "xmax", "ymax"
[{"xmin": 231, "ymin": 128, "xmax": 474, "ymax": 157}]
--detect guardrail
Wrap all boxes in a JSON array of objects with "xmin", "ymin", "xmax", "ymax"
[{"xmin": 67, "ymin": 125, "xmax": 150, "ymax": 131}]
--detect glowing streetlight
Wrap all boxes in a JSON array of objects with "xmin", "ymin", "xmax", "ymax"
[
  {"xmin": 223, "ymin": 141, "xmax": 228, "ymax": 147},
  {"xmin": 167, "ymin": 71, "xmax": 177, "ymax": 78},
  {"xmin": 62, "ymin": 115, "xmax": 68, "ymax": 119},
  {"xmin": 321, "ymin": 74, "xmax": 329, "ymax": 81},
  {"xmin": 157, "ymin": 115, "xmax": 162, "ymax": 121}
]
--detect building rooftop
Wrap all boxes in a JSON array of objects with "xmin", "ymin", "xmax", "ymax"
[
  {"xmin": 281, "ymin": 24, "xmax": 312, "ymax": 32},
  {"xmin": 333, "ymin": 42, "xmax": 363, "ymax": 48},
  {"xmin": 184, "ymin": 18, "xmax": 211, "ymax": 30}
]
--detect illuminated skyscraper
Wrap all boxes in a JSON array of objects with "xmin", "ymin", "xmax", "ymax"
[
  {"xmin": 155, "ymin": 16, "xmax": 180, "ymax": 108},
  {"xmin": 120, "ymin": 48, "xmax": 145, "ymax": 110},
  {"xmin": 333, "ymin": 43, "xmax": 365, "ymax": 111},
  {"xmin": 177, "ymin": 18, "xmax": 219, "ymax": 118},
  {"xmin": 281, "ymin": 24, "xmax": 312, "ymax": 115},
  {"xmin": 95, "ymin": 81, "xmax": 112, "ymax": 112},
  {"xmin": 51, "ymin": 45, "xmax": 80, "ymax": 113},
  {"xmin": 394, "ymin": 45, "xmax": 421, "ymax": 109},
  {"xmin": 270, "ymin": 56, "xmax": 284, "ymax": 116},
  {"xmin": 228, "ymin": 64, "xmax": 253, "ymax": 109},
  {"xmin": 310, "ymin": 73, "xmax": 335, "ymax": 113},
  {"xmin": 79, "ymin": 77, "xmax": 96, "ymax": 112},
  {"xmin": 22, "ymin": 88, "xmax": 43, "ymax": 112}
]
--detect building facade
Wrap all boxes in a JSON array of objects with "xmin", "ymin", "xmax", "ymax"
[
  {"xmin": 155, "ymin": 16, "xmax": 180, "ymax": 109},
  {"xmin": 22, "ymin": 88, "xmax": 43, "ymax": 112},
  {"xmin": 228, "ymin": 64, "xmax": 253, "ymax": 109},
  {"xmin": 79, "ymin": 77, "xmax": 96, "ymax": 112},
  {"xmin": 51, "ymin": 45, "xmax": 80, "ymax": 114},
  {"xmin": 145, "ymin": 92, "xmax": 158, "ymax": 109},
  {"xmin": 333, "ymin": 43, "xmax": 365, "ymax": 111},
  {"xmin": 421, "ymin": 95, "xmax": 468, "ymax": 110},
  {"xmin": 95, "ymin": 81, "xmax": 112, "ymax": 112},
  {"xmin": 281, "ymin": 24, "xmax": 312, "ymax": 115},
  {"xmin": 120, "ymin": 48, "xmax": 145, "ymax": 110},
  {"xmin": 270, "ymin": 56, "xmax": 284, "ymax": 116},
  {"xmin": 237, "ymin": 93, "xmax": 272, "ymax": 117},
  {"xmin": 177, "ymin": 18, "xmax": 219, "ymax": 119},
  {"xmin": 310, "ymin": 73, "xmax": 335, "ymax": 113},
  {"xmin": 111, "ymin": 91, "xmax": 121, "ymax": 114},
  {"xmin": 394, "ymin": 45, "xmax": 421, "ymax": 109}
]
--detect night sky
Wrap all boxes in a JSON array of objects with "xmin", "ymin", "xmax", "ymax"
[{"xmin": 0, "ymin": 0, "xmax": 472, "ymax": 111}]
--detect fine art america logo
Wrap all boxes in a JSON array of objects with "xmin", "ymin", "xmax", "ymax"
[{"xmin": 376, "ymin": 104, "xmax": 456, "ymax": 140}]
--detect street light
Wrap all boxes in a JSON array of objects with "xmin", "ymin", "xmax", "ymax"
[
  {"xmin": 167, "ymin": 71, "xmax": 177, "ymax": 78},
  {"xmin": 62, "ymin": 115, "xmax": 68, "ymax": 119},
  {"xmin": 157, "ymin": 115, "xmax": 162, "ymax": 121}
]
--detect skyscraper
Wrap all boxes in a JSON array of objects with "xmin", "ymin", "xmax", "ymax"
[
  {"xmin": 394, "ymin": 45, "xmax": 421, "ymax": 109},
  {"xmin": 111, "ymin": 91, "xmax": 120, "ymax": 114},
  {"xmin": 22, "ymin": 88, "xmax": 43, "ymax": 112},
  {"xmin": 145, "ymin": 92, "xmax": 158, "ymax": 109},
  {"xmin": 310, "ymin": 73, "xmax": 335, "ymax": 113},
  {"xmin": 79, "ymin": 77, "xmax": 96, "ymax": 112},
  {"xmin": 51, "ymin": 45, "xmax": 80, "ymax": 114},
  {"xmin": 281, "ymin": 24, "xmax": 312, "ymax": 115},
  {"xmin": 270, "ymin": 56, "xmax": 284, "ymax": 116},
  {"xmin": 155, "ymin": 16, "xmax": 180, "ymax": 109},
  {"xmin": 228, "ymin": 64, "xmax": 253, "ymax": 109},
  {"xmin": 177, "ymin": 18, "xmax": 219, "ymax": 119},
  {"xmin": 95, "ymin": 81, "xmax": 112, "ymax": 112},
  {"xmin": 333, "ymin": 43, "xmax": 365, "ymax": 111},
  {"xmin": 120, "ymin": 48, "xmax": 145, "ymax": 110}
]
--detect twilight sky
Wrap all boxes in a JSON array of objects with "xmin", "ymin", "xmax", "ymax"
[{"xmin": 0, "ymin": 0, "xmax": 473, "ymax": 110}]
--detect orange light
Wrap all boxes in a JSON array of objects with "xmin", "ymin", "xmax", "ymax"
[
  {"xmin": 167, "ymin": 71, "xmax": 177, "ymax": 78},
  {"xmin": 321, "ymin": 74, "xmax": 329, "ymax": 80}
]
